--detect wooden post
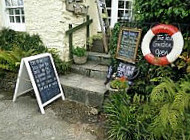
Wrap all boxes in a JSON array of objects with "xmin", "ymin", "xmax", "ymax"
[
  {"xmin": 69, "ymin": 24, "xmax": 73, "ymax": 59},
  {"xmin": 65, "ymin": 16, "xmax": 92, "ymax": 58},
  {"xmin": 95, "ymin": 0, "xmax": 109, "ymax": 53},
  {"xmin": 86, "ymin": 15, "xmax": 90, "ymax": 51}
]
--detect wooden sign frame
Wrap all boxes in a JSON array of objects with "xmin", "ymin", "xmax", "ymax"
[
  {"xmin": 116, "ymin": 28, "xmax": 142, "ymax": 63},
  {"xmin": 13, "ymin": 53, "xmax": 65, "ymax": 114}
]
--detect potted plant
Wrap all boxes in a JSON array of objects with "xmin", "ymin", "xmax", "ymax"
[
  {"xmin": 88, "ymin": 33, "xmax": 104, "ymax": 53},
  {"xmin": 72, "ymin": 46, "xmax": 87, "ymax": 64},
  {"xmin": 106, "ymin": 76, "xmax": 129, "ymax": 92}
]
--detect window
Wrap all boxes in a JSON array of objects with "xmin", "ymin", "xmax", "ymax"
[
  {"xmin": 4, "ymin": 0, "xmax": 25, "ymax": 31},
  {"xmin": 105, "ymin": 0, "xmax": 134, "ymax": 28},
  {"xmin": 105, "ymin": 0, "xmax": 112, "ymax": 26},
  {"xmin": 117, "ymin": 0, "xmax": 133, "ymax": 22}
]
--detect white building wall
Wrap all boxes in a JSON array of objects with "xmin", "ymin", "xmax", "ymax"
[
  {"xmin": 0, "ymin": 2, "xmax": 3, "ymax": 30},
  {"xmin": 24, "ymin": 0, "xmax": 100, "ymax": 61},
  {"xmin": 0, "ymin": 0, "xmax": 6, "ymax": 30}
]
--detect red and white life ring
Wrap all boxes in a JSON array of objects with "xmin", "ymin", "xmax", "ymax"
[{"xmin": 141, "ymin": 24, "xmax": 184, "ymax": 66}]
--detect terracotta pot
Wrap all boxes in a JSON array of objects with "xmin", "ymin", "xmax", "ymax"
[{"xmin": 73, "ymin": 55, "xmax": 87, "ymax": 64}]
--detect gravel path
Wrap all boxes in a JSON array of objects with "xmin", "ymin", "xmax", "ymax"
[{"xmin": 0, "ymin": 90, "xmax": 106, "ymax": 140}]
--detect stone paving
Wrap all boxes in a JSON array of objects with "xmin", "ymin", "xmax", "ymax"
[{"xmin": 0, "ymin": 90, "xmax": 98, "ymax": 140}]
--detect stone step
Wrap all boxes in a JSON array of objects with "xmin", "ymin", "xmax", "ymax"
[
  {"xmin": 59, "ymin": 73, "xmax": 108, "ymax": 108},
  {"xmin": 87, "ymin": 51, "xmax": 111, "ymax": 66},
  {"xmin": 71, "ymin": 61, "xmax": 108, "ymax": 80}
]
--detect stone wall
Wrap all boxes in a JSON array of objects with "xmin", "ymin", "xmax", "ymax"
[{"xmin": 24, "ymin": 0, "xmax": 100, "ymax": 61}]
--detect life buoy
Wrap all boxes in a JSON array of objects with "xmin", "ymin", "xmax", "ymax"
[{"xmin": 141, "ymin": 24, "xmax": 184, "ymax": 66}]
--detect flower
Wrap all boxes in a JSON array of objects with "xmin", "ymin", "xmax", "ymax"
[{"xmin": 119, "ymin": 76, "xmax": 126, "ymax": 82}]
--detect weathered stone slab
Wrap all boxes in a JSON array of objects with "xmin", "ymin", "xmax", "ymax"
[
  {"xmin": 71, "ymin": 61, "xmax": 108, "ymax": 80},
  {"xmin": 87, "ymin": 51, "xmax": 111, "ymax": 65},
  {"xmin": 60, "ymin": 73, "xmax": 107, "ymax": 108}
]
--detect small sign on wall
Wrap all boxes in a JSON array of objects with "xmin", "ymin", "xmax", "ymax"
[
  {"xmin": 13, "ymin": 53, "xmax": 65, "ymax": 114},
  {"xmin": 116, "ymin": 28, "xmax": 142, "ymax": 63}
]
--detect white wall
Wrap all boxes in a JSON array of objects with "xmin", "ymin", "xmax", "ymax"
[
  {"xmin": 0, "ymin": 1, "xmax": 3, "ymax": 30},
  {"xmin": 24, "ymin": 0, "xmax": 100, "ymax": 61},
  {"xmin": 0, "ymin": 0, "xmax": 7, "ymax": 30}
]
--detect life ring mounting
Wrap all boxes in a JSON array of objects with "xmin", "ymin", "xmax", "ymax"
[{"xmin": 141, "ymin": 24, "xmax": 184, "ymax": 66}]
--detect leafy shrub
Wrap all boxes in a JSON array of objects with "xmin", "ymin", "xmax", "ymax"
[
  {"xmin": 104, "ymin": 78, "xmax": 190, "ymax": 140},
  {"xmin": 48, "ymin": 49, "xmax": 71, "ymax": 74},
  {"xmin": 104, "ymin": 91, "xmax": 139, "ymax": 140},
  {"xmin": 0, "ymin": 28, "xmax": 47, "ymax": 52},
  {"xmin": 0, "ymin": 28, "xmax": 70, "ymax": 74},
  {"xmin": 148, "ymin": 78, "xmax": 190, "ymax": 139},
  {"xmin": 0, "ymin": 47, "xmax": 37, "ymax": 72}
]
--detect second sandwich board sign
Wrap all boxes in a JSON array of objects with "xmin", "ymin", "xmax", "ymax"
[{"xmin": 13, "ymin": 53, "xmax": 65, "ymax": 114}]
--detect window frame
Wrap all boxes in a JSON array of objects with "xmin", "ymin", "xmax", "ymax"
[
  {"xmin": 106, "ymin": 0, "xmax": 134, "ymax": 28},
  {"xmin": 3, "ymin": 0, "xmax": 26, "ymax": 31}
]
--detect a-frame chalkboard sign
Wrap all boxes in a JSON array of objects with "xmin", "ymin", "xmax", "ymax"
[{"xmin": 13, "ymin": 53, "xmax": 65, "ymax": 114}]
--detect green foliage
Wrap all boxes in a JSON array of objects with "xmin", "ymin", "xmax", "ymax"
[
  {"xmin": 110, "ymin": 77, "xmax": 128, "ymax": 90},
  {"xmin": 109, "ymin": 23, "xmax": 120, "ymax": 58},
  {"xmin": 48, "ymin": 49, "xmax": 71, "ymax": 74},
  {"xmin": 148, "ymin": 78, "xmax": 190, "ymax": 139},
  {"xmin": 108, "ymin": 23, "xmax": 121, "ymax": 71},
  {"xmin": 0, "ymin": 28, "xmax": 70, "ymax": 74},
  {"xmin": 104, "ymin": 91, "xmax": 152, "ymax": 140},
  {"xmin": 134, "ymin": 0, "xmax": 190, "ymax": 24},
  {"xmin": 105, "ymin": 78, "xmax": 190, "ymax": 140},
  {"xmin": 104, "ymin": 92, "xmax": 138, "ymax": 140},
  {"xmin": 106, "ymin": 1, "xmax": 190, "ymax": 139},
  {"xmin": 72, "ymin": 46, "xmax": 86, "ymax": 57},
  {"xmin": 0, "ymin": 70, "xmax": 5, "ymax": 79},
  {"xmin": 0, "ymin": 47, "xmax": 37, "ymax": 72},
  {"xmin": 0, "ymin": 28, "xmax": 47, "ymax": 52},
  {"xmin": 175, "ymin": 37, "xmax": 190, "ymax": 73}
]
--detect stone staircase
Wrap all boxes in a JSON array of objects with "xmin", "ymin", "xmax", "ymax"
[{"xmin": 59, "ymin": 52, "xmax": 111, "ymax": 108}]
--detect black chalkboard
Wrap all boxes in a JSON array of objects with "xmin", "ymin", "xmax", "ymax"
[
  {"xmin": 116, "ymin": 62, "xmax": 136, "ymax": 79},
  {"xmin": 150, "ymin": 33, "xmax": 173, "ymax": 57},
  {"xmin": 29, "ymin": 56, "xmax": 61, "ymax": 104},
  {"xmin": 116, "ymin": 28, "xmax": 142, "ymax": 63}
]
